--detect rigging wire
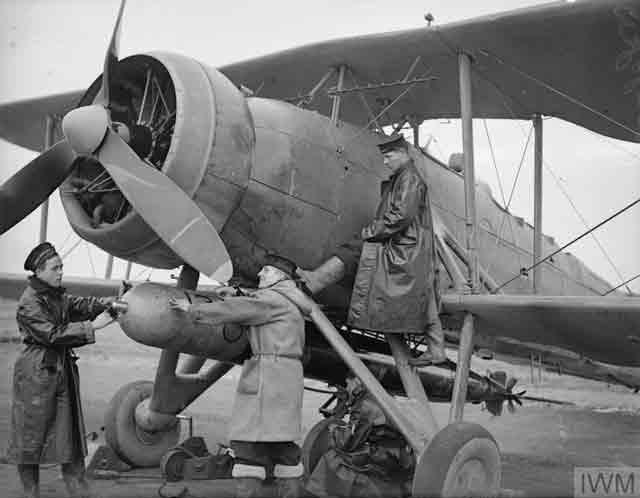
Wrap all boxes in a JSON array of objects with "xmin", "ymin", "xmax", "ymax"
[
  {"xmin": 493, "ymin": 196, "xmax": 640, "ymax": 293},
  {"xmin": 480, "ymin": 50, "xmax": 640, "ymax": 140},
  {"xmin": 84, "ymin": 242, "xmax": 97, "ymax": 278},
  {"xmin": 457, "ymin": 47, "xmax": 636, "ymax": 293},
  {"xmin": 541, "ymin": 154, "xmax": 634, "ymax": 295},
  {"xmin": 60, "ymin": 238, "xmax": 83, "ymax": 260},
  {"xmin": 482, "ymin": 119, "xmax": 523, "ymax": 273},
  {"xmin": 603, "ymin": 272, "xmax": 640, "ymax": 296},
  {"xmin": 58, "ymin": 230, "xmax": 75, "ymax": 254}
]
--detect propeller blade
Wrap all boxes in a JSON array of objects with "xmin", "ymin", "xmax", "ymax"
[
  {"xmin": 97, "ymin": 130, "xmax": 232, "ymax": 281},
  {"xmin": 0, "ymin": 140, "xmax": 76, "ymax": 234},
  {"xmin": 94, "ymin": 0, "xmax": 127, "ymax": 107}
]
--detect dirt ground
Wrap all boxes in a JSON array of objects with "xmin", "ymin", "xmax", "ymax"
[{"xmin": 1, "ymin": 300, "xmax": 639, "ymax": 498}]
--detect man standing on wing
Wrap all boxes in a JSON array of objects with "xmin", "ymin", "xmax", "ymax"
[{"xmin": 170, "ymin": 254, "xmax": 308, "ymax": 498}]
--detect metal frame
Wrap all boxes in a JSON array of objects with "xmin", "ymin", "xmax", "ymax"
[
  {"xmin": 449, "ymin": 52, "xmax": 479, "ymax": 422},
  {"xmin": 533, "ymin": 114, "xmax": 543, "ymax": 293}
]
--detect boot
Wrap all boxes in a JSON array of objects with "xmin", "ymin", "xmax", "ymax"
[
  {"xmin": 275, "ymin": 477, "xmax": 303, "ymax": 498},
  {"xmin": 62, "ymin": 460, "xmax": 92, "ymax": 498},
  {"xmin": 17, "ymin": 464, "xmax": 40, "ymax": 498},
  {"xmin": 235, "ymin": 477, "xmax": 266, "ymax": 498},
  {"xmin": 409, "ymin": 295, "xmax": 446, "ymax": 367}
]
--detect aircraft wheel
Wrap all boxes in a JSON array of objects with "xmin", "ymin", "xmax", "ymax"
[
  {"xmin": 301, "ymin": 417, "xmax": 338, "ymax": 476},
  {"xmin": 411, "ymin": 422, "xmax": 501, "ymax": 497},
  {"xmin": 105, "ymin": 380, "xmax": 180, "ymax": 468}
]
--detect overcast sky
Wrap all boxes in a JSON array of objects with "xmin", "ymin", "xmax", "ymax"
[{"xmin": 0, "ymin": 0, "xmax": 638, "ymax": 291}]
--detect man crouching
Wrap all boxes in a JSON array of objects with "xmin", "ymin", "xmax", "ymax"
[{"xmin": 170, "ymin": 254, "xmax": 308, "ymax": 498}]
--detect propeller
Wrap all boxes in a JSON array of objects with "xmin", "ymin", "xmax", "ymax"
[
  {"xmin": 1, "ymin": 0, "xmax": 233, "ymax": 283},
  {"xmin": 484, "ymin": 371, "xmax": 525, "ymax": 416},
  {"xmin": 94, "ymin": 0, "xmax": 127, "ymax": 108},
  {"xmin": 0, "ymin": 141, "xmax": 76, "ymax": 234}
]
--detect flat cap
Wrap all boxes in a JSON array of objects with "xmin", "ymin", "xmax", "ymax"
[
  {"xmin": 24, "ymin": 242, "xmax": 59, "ymax": 272},
  {"xmin": 377, "ymin": 134, "xmax": 408, "ymax": 154}
]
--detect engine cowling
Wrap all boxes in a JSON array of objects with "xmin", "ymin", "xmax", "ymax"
[{"xmin": 61, "ymin": 53, "xmax": 255, "ymax": 268}]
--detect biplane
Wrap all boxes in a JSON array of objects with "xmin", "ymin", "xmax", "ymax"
[{"xmin": 1, "ymin": 0, "xmax": 639, "ymax": 496}]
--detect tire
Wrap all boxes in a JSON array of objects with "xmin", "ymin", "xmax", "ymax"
[
  {"xmin": 104, "ymin": 380, "xmax": 181, "ymax": 468},
  {"xmin": 301, "ymin": 417, "xmax": 338, "ymax": 476},
  {"xmin": 411, "ymin": 422, "xmax": 501, "ymax": 498}
]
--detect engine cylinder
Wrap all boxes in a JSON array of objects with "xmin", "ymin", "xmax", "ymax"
[{"xmin": 61, "ymin": 53, "xmax": 255, "ymax": 268}]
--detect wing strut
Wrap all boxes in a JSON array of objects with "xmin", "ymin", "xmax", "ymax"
[{"xmin": 449, "ymin": 52, "xmax": 480, "ymax": 423}]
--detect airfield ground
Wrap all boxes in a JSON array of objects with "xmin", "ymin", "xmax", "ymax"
[{"xmin": 0, "ymin": 297, "xmax": 638, "ymax": 497}]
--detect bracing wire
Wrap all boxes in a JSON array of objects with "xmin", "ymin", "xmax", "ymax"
[
  {"xmin": 493, "ymin": 197, "xmax": 640, "ymax": 293},
  {"xmin": 482, "ymin": 119, "xmax": 524, "ymax": 274},
  {"xmin": 453, "ymin": 41, "xmax": 637, "ymax": 293},
  {"xmin": 84, "ymin": 242, "xmax": 97, "ymax": 278}
]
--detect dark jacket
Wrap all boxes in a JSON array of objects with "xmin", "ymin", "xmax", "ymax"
[
  {"xmin": 348, "ymin": 158, "xmax": 436, "ymax": 333},
  {"xmin": 7, "ymin": 276, "xmax": 109, "ymax": 464}
]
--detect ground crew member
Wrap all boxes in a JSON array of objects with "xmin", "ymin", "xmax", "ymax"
[
  {"xmin": 299, "ymin": 135, "xmax": 445, "ymax": 365},
  {"xmin": 169, "ymin": 254, "xmax": 309, "ymax": 498},
  {"xmin": 306, "ymin": 376, "xmax": 413, "ymax": 497},
  {"xmin": 7, "ymin": 242, "xmax": 116, "ymax": 498}
]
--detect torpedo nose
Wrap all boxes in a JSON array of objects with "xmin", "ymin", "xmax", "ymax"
[{"xmin": 62, "ymin": 105, "xmax": 110, "ymax": 155}]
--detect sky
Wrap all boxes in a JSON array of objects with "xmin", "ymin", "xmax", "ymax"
[{"xmin": 0, "ymin": 0, "xmax": 638, "ymax": 291}]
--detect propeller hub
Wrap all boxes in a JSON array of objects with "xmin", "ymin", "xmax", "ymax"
[{"xmin": 62, "ymin": 105, "xmax": 110, "ymax": 155}]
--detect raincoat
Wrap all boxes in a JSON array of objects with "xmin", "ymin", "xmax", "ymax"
[
  {"xmin": 8, "ymin": 276, "xmax": 110, "ymax": 464},
  {"xmin": 348, "ymin": 158, "xmax": 436, "ymax": 334},
  {"xmin": 190, "ymin": 279, "xmax": 306, "ymax": 442}
]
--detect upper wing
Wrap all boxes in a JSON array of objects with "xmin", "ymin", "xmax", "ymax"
[
  {"xmin": 441, "ymin": 294, "xmax": 640, "ymax": 367},
  {"xmin": 1, "ymin": 1, "xmax": 638, "ymax": 152},
  {"xmin": 221, "ymin": 0, "xmax": 639, "ymax": 143},
  {"xmin": 0, "ymin": 91, "xmax": 84, "ymax": 152}
]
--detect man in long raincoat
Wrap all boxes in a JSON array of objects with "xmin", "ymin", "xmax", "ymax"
[
  {"xmin": 8, "ymin": 242, "xmax": 116, "ymax": 498},
  {"xmin": 170, "ymin": 254, "xmax": 309, "ymax": 498},
  {"xmin": 300, "ymin": 135, "xmax": 445, "ymax": 365}
]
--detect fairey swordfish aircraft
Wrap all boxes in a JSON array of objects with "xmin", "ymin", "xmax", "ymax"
[{"xmin": 1, "ymin": 0, "xmax": 640, "ymax": 496}]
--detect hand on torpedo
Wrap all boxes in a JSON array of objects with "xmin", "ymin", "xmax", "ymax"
[
  {"xmin": 92, "ymin": 311, "xmax": 117, "ymax": 331},
  {"xmin": 168, "ymin": 296, "xmax": 191, "ymax": 313}
]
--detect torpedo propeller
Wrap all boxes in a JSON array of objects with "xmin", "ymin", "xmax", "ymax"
[{"xmin": 0, "ymin": 0, "xmax": 232, "ymax": 282}]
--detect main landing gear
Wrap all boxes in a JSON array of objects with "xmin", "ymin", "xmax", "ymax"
[
  {"xmin": 303, "ymin": 303, "xmax": 502, "ymax": 497},
  {"xmin": 104, "ymin": 380, "xmax": 181, "ymax": 468}
]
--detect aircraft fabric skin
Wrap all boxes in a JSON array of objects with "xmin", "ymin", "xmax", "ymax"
[{"xmin": 348, "ymin": 158, "xmax": 438, "ymax": 334}]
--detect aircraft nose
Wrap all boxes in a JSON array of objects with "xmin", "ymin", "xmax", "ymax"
[{"xmin": 62, "ymin": 105, "xmax": 110, "ymax": 155}]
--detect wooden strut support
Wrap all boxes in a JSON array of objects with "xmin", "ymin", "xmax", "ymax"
[
  {"xmin": 533, "ymin": 114, "xmax": 543, "ymax": 294},
  {"xmin": 443, "ymin": 231, "xmax": 501, "ymax": 293},
  {"xmin": 299, "ymin": 68, "xmax": 336, "ymax": 107},
  {"xmin": 435, "ymin": 233, "xmax": 466, "ymax": 291},
  {"xmin": 449, "ymin": 313, "xmax": 475, "ymax": 422},
  {"xmin": 39, "ymin": 115, "xmax": 55, "ymax": 243},
  {"xmin": 134, "ymin": 265, "xmax": 233, "ymax": 432},
  {"xmin": 124, "ymin": 260, "xmax": 132, "ymax": 280},
  {"xmin": 449, "ymin": 52, "xmax": 480, "ymax": 423},
  {"xmin": 330, "ymin": 65, "xmax": 346, "ymax": 124}
]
